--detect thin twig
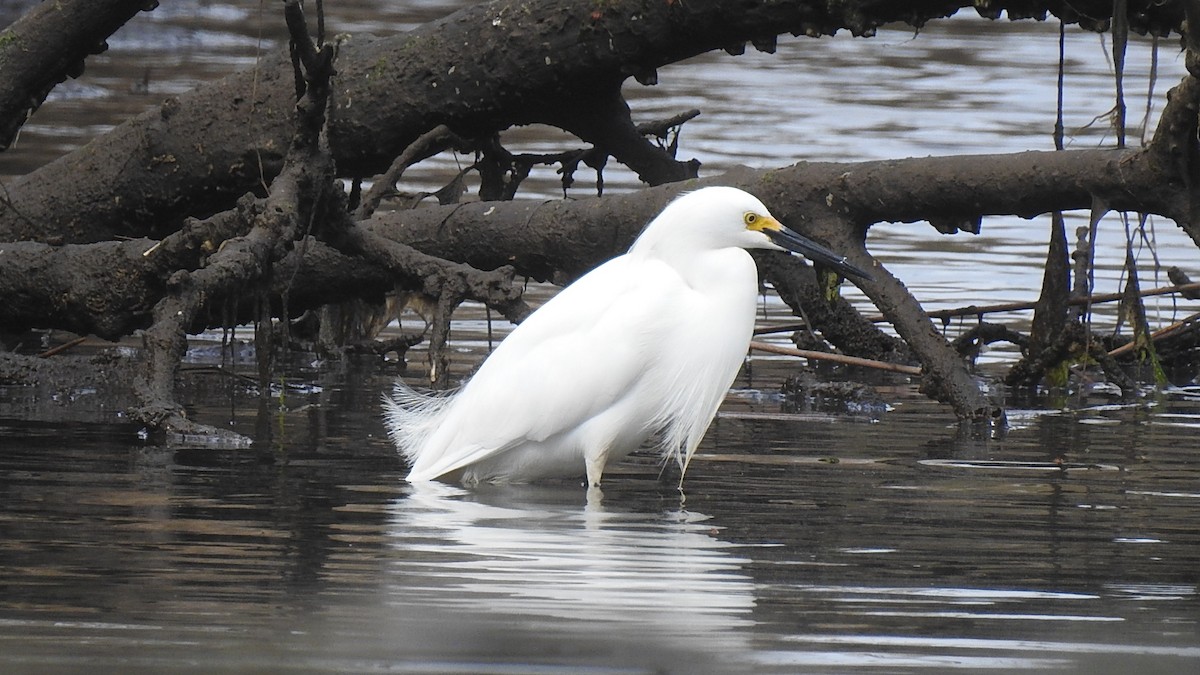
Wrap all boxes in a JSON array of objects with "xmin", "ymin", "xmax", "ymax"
[
  {"xmin": 635, "ymin": 109, "xmax": 701, "ymax": 138},
  {"xmin": 37, "ymin": 336, "xmax": 88, "ymax": 358},
  {"xmin": 356, "ymin": 124, "xmax": 466, "ymax": 220},
  {"xmin": 1107, "ymin": 311, "xmax": 1200, "ymax": 358},
  {"xmin": 178, "ymin": 364, "xmax": 260, "ymax": 385},
  {"xmin": 749, "ymin": 281, "xmax": 1200, "ymax": 334},
  {"xmin": 922, "ymin": 281, "xmax": 1200, "ymax": 322},
  {"xmin": 748, "ymin": 340, "xmax": 922, "ymax": 376}
]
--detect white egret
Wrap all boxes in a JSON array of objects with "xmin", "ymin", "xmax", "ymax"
[{"xmin": 383, "ymin": 186, "xmax": 871, "ymax": 489}]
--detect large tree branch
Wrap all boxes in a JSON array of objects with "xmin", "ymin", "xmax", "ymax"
[
  {"xmin": 365, "ymin": 145, "xmax": 1191, "ymax": 280},
  {"xmin": 543, "ymin": 83, "xmax": 699, "ymax": 186},
  {"xmin": 0, "ymin": 0, "xmax": 158, "ymax": 151},
  {"xmin": 3, "ymin": 134, "xmax": 1191, "ymax": 339},
  {"xmin": 0, "ymin": 0, "xmax": 1184, "ymax": 244},
  {"xmin": 3, "ymin": 133, "xmax": 1190, "ymax": 419}
]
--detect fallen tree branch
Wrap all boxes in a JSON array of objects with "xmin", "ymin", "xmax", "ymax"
[
  {"xmin": 131, "ymin": 0, "xmax": 337, "ymax": 440},
  {"xmin": 754, "ymin": 250, "xmax": 911, "ymax": 363},
  {"xmin": 0, "ymin": 0, "xmax": 159, "ymax": 151},
  {"xmin": 364, "ymin": 144, "xmax": 1194, "ymax": 284},
  {"xmin": 0, "ymin": 0, "xmax": 1185, "ymax": 244},
  {"xmin": 321, "ymin": 213, "xmax": 531, "ymax": 385},
  {"xmin": 1, "ymin": 3, "xmax": 1196, "ymax": 423},
  {"xmin": 3, "ymin": 132, "xmax": 1194, "ymax": 419},
  {"xmin": 356, "ymin": 124, "xmax": 469, "ymax": 220}
]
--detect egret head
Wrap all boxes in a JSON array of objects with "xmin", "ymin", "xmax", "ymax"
[{"xmin": 639, "ymin": 186, "xmax": 873, "ymax": 281}]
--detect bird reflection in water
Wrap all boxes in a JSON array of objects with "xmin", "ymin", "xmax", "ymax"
[{"xmin": 384, "ymin": 482, "xmax": 759, "ymax": 669}]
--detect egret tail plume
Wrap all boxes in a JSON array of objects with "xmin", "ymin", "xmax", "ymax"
[{"xmin": 381, "ymin": 381, "xmax": 454, "ymax": 468}]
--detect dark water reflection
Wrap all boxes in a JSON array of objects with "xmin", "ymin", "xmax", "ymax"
[{"xmin": 2, "ymin": 355, "xmax": 1199, "ymax": 673}]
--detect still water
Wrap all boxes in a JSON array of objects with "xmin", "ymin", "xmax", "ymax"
[
  {"xmin": 2, "ymin": 358, "xmax": 1199, "ymax": 673},
  {"xmin": 2, "ymin": 1, "xmax": 1199, "ymax": 673}
]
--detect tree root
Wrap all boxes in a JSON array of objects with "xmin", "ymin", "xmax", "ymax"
[
  {"xmin": 131, "ymin": 0, "xmax": 338, "ymax": 440},
  {"xmin": 320, "ymin": 216, "xmax": 531, "ymax": 386}
]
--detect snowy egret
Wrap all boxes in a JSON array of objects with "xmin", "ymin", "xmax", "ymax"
[{"xmin": 384, "ymin": 186, "xmax": 871, "ymax": 488}]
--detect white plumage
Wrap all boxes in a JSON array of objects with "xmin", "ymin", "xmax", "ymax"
[{"xmin": 383, "ymin": 186, "xmax": 869, "ymax": 488}]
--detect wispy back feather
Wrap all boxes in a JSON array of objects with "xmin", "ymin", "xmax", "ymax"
[
  {"xmin": 650, "ymin": 351, "xmax": 735, "ymax": 480},
  {"xmin": 381, "ymin": 381, "xmax": 455, "ymax": 466}
]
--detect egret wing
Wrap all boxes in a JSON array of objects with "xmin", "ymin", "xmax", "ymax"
[{"xmin": 406, "ymin": 255, "xmax": 683, "ymax": 480}]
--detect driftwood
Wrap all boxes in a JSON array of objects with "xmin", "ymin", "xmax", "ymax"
[{"xmin": 0, "ymin": 0, "xmax": 1198, "ymax": 438}]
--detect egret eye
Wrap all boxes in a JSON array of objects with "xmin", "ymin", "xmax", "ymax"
[{"xmin": 744, "ymin": 212, "xmax": 759, "ymax": 228}]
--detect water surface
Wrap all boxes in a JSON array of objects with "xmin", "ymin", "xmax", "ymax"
[{"xmin": 2, "ymin": 357, "xmax": 1198, "ymax": 673}]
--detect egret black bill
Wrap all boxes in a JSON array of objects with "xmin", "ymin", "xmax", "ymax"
[{"xmin": 766, "ymin": 225, "xmax": 873, "ymax": 281}]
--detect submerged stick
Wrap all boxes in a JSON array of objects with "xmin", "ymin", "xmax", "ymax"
[
  {"xmin": 748, "ymin": 340, "xmax": 922, "ymax": 376},
  {"xmin": 36, "ymin": 336, "xmax": 88, "ymax": 358}
]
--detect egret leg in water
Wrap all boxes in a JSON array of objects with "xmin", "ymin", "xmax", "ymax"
[{"xmin": 383, "ymin": 186, "xmax": 872, "ymax": 489}]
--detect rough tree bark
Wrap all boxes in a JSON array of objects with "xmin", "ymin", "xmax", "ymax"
[
  {"xmin": 129, "ymin": 0, "xmax": 343, "ymax": 439},
  {"xmin": 0, "ymin": 0, "xmax": 1197, "ymax": 433},
  {"xmin": 0, "ymin": 0, "xmax": 159, "ymax": 151}
]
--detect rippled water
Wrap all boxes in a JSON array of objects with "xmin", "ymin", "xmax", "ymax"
[
  {"xmin": 2, "ymin": 1, "xmax": 1199, "ymax": 673},
  {"xmin": 3, "ymin": 357, "xmax": 1199, "ymax": 673}
]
